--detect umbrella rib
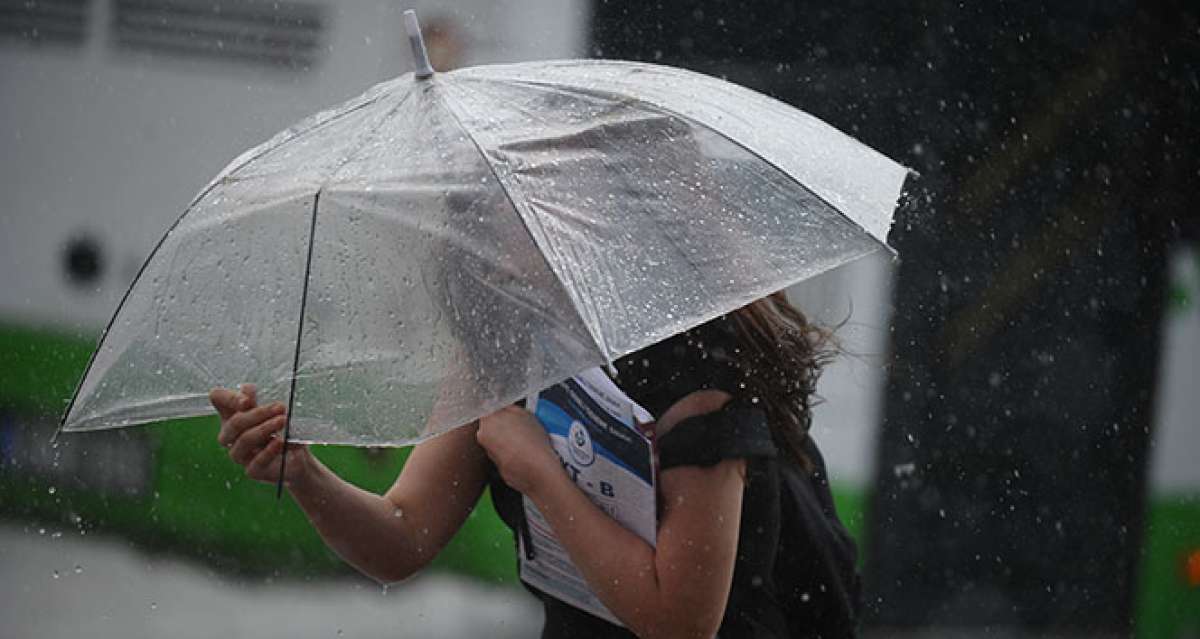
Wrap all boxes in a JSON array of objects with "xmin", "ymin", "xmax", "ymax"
[
  {"xmin": 276, "ymin": 91, "xmax": 416, "ymax": 489},
  {"xmin": 277, "ymin": 190, "xmax": 322, "ymax": 498},
  {"xmin": 324, "ymin": 89, "xmax": 417, "ymax": 183},
  {"xmin": 432, "ymin": 81, "xmax": 615, "ymax": 363},
  {"xmin": 187, "ymin": 90, "xmax": 396, "ymax": 215},
  {"xmin": 663, "ymin": 110, "xmax": 895, "ymax": 257},
  {"xmin": 54, "ymin": 182, "xmax": 207, "ymax": 440},
  {"xmin": 473, "ymin": 74, "xmax": 896, "ymax": 255}
]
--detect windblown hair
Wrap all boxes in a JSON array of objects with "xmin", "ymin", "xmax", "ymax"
[{"xmin": 726, "ymin": 292, "xmax": 836, "ymax": 471}]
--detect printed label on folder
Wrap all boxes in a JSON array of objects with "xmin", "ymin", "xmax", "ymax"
[{"xmin": 519, "ymin": 367, "xmax": 654, "ymax": 626}]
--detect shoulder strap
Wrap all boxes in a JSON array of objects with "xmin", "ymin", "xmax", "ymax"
[{"xmin": 658, "ymin": 401, "xmax": 777, "ymax": 470}]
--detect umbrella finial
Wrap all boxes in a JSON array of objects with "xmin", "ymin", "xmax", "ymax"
[{"xmin": 404, "ymin": 9, "xmax": 435, "ymax": 79}]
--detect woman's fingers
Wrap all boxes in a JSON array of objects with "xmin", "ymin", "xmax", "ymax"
[
  {"xmin": 228, "ymin": 403, "xmax": 284, "ymax": 432},
  {"xmin": 211, "ymin": 383, "xmax": 304, "ymax": 484},
  {"xmin": 228, "ymin": 414, "xmax": 287, "ymax": 465},
  {"xmin": 210, "ymin": 384, "xmax": 259, "ymax": 419},
  {"xmin": 218, "ymin": 403, "xmax": 285, "ymax": 447},
  {"xmin": 209, "ymin": 388, "xmax": 241, "ymax": 420},
  {"xmin": 239, "ymin": 383, "xmax": 257, "ymax": 410},
  {"xmin": 245, "ymin": 437, "xmax": 284, "ymax": 480}
]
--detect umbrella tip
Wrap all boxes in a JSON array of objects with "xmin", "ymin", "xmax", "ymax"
[{"xmin": 404, "ymin": 9, "xmax": 435, "ymax": 80}]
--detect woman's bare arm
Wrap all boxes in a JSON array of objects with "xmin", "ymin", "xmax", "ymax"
[
  {"xmin": 478, "ymin": 390, "xmax": 742, "ymax": 639},
  {"xmin": 526, "ymin": 456, "xmax": 743, "ymax": 638},
  {"xmin": 288, "ymin": 421, "xmax": 491, "ymax": 583},
  {"xmin": 211, "ymin": 385, "xmax": 491, "ymax": 584}
]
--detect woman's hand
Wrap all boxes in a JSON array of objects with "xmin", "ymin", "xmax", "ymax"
[
  {"xmin": 209, "ymin": 383, "xmax": 313, "ymax": 485},
  {"xmin": 476, "ymin": 405, "xmax": 561, "ymax": 496},
  {"xmin": 209, "ymin": 385, "xmax": 492, "ymax": 586}
]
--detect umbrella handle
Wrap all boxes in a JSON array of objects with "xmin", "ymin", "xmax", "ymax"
[{"xmin": 404, "ymin": 9, "xmax": 435, "ymax": 79}]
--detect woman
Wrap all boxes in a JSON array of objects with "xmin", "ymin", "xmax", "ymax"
[{"xmin": 211, "ymin": 292, "xmax": 860, "ymax": 638}]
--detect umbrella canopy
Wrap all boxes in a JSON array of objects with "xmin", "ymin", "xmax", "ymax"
[{"xmin": 60, "ymin": 24, "xmax": 908, "ymax": 447}]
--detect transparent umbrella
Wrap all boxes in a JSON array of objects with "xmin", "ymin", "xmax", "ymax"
[{"xmin": 59, "ymin": 12, "xmax": 909, "ymax": 451}]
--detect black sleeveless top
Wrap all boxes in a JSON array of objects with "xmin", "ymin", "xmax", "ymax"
[{"xmin": 487, "ymin": 316, "xmax": 862, "ymax": 638}]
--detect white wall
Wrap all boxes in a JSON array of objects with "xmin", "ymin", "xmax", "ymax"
[
  {"xmin": 1148, "ymin": 245, "xmax": 1200, "ymax": 493},
  {"xmin": 0, "ymin": 0, "xmax": 589, "ymax": 332},
  {"xmin": 788, "ymin": 250, "xmax": 897, "ymax": 487}
]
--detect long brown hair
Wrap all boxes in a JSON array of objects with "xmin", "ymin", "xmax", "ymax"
[{"xmin": 726, "ymin": 292, "xmax": 836, "ymax": 470}]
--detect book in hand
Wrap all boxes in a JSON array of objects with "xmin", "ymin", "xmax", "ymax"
[{"xmin": 519, "ymin": 367, "xmax": 655, "ymax": 626}]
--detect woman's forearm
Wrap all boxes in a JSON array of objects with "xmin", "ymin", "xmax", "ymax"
[
  {"xmin": 287, "ymin": 457, "xmax": 438, "ymax": 583},
  {"xmin": 213, "ymin": 385, "xmax": 483, "ymax": 584},
  {"xmin": 527, "ymin": 473, "xmax": 665, "ymax": 634},
  {"xmin": 477, "ymin": 402, "xmax": 742, "ymax": 638},
  {"xmin": 526, "ymin": 470, "xmax": 732, "ymax": 639},
  {"xmin": 286, "ymin": 423, "xmax": 490, "ymax": 584}
]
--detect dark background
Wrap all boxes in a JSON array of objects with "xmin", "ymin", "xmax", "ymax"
[{"xmin": 593, "ymin": 1, "xmax": 1198, "ymax": 634}]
